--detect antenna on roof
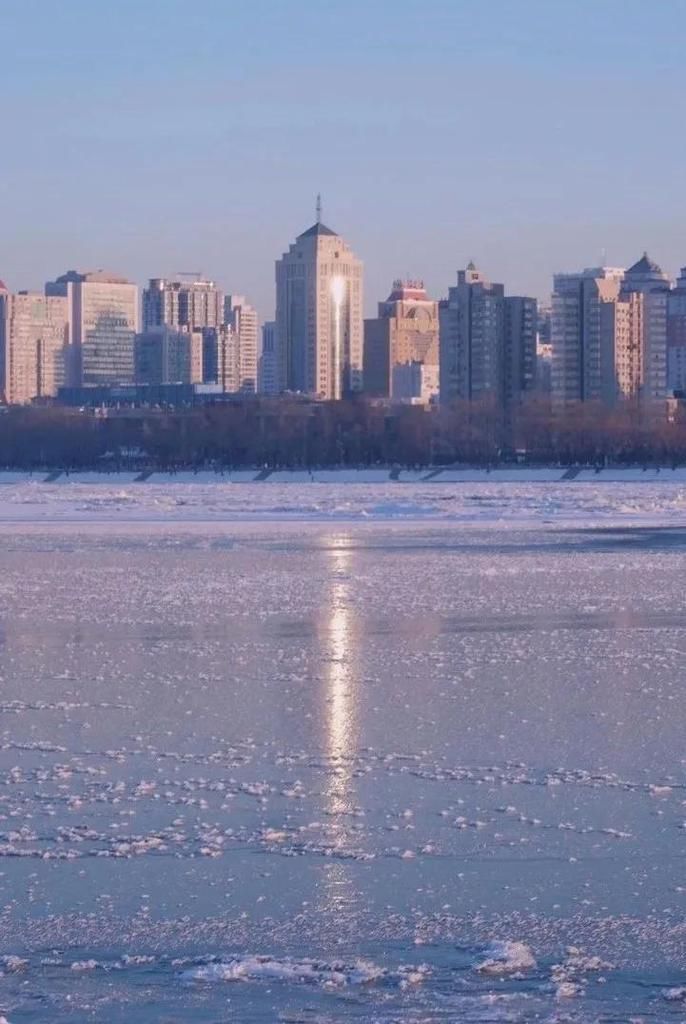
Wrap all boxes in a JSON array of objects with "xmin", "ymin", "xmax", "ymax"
[{"xmin": 316, "ymin": 193, "xmax": 322, "ymax": 224}]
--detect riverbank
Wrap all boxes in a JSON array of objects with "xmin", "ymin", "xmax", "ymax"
[{"xmin": 2, "ymin": 466, "xmax": 686, "ymax": 484}]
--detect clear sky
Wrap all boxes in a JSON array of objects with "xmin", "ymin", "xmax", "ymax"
[{"xmin": 2, "ymin": 0, "xmax": 686, "ymax": 317}]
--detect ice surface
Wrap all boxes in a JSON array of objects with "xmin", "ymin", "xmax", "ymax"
[{"xmin": 0, "ymin": 485, "xmax": 684, "ymax": 1021}]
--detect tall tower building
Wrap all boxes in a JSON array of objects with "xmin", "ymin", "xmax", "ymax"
[
  {"xmin": 275, "ymin": 210, "xmax": 363, "ymax": 399},
  {"xmin": 143, "ymin": 278, "xmax": 224, "ymax": 332},
  {"xmin": 620, "ymin": 253, "xmax": 670, "ymax": 403},
  {"xmin": 0, "ymin": 286, "xmax": 69, "ymax": 403},
  {"xmin": 364, "ymin": 280, "xmax": 439, "ymax": 402},
  {"xmin": 224, "ymin": 295, "xmax": 258, "ymax": 393},
  {"xmin": 667, "ymin": 266, "xmax": 686, "ymax": 392},
  {"xmin": 45, "ymin": 270, "xmax": 138, "ymax": 386},
  {"xmin": 550, "ymin": 267, "xmax": 624, "ymax": 404},
  {"xmin": 439, "ymin": 263, "xmax": 536, "ymax": 410}
]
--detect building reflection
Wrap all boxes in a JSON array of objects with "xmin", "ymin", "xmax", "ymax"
[
  {"xmin": 325, "ymin": 538, "xmax": 357, "ymax": 823},
  {"xmin": 319, "ymin": 536, "xmax": 359, "ymax": 913}
]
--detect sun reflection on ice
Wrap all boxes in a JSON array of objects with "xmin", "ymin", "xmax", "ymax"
[
  {"xmin": 319, "ymin": 537, "xmax": 361, "ymax": 914},
  {"xmin": 325, "ymin": 539, "xmax": 356, "ymax": 819}
]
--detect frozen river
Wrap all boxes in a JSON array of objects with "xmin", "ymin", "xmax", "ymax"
[{"xmin": 0, "ymin": 482, "xmax": 685, "ymax": 1020}]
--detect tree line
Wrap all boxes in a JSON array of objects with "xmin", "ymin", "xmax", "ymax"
[{"xmin": 1, "ymin": 396, "xmax": 686, "ymax": 470}]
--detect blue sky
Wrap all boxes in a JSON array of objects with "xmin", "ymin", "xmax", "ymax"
[{"xmin": 2, "ymin": 0, "xmax": 686, "ymax": 316}]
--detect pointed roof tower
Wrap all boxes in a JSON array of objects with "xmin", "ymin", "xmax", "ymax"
[
  {"xmin": 625, "ymin": 252, "xmax": 667, "ymax": 279},
  {"xmin": 297, "ymin": 194, "xmax": 337, "ymax": 239}
]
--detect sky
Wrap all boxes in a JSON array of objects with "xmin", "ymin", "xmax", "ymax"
[{"xmin": 2, "ymin": 0, "xmax": 686, "ymax": 317}]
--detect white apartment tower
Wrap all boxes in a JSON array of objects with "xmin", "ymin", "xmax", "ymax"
[
  {"xmin": 620, "ymin": 253, "xmax": 670, "ymax": 403},
  {"xmin": 552, "ymin": 257, "xmax": 671, "ymax": 407},
  {"xmin": 0, "ymin": 286, "xmax": 69, "ymax": 403},
  {"xmin": 598, "ymin": 292, "xmax": 644, "ymax": 403},
  {"xmin": 224, "ymin": 295, "xmax": 258, "ymax": 393},
  {"xmin": 201, "ymin": 325, "xmax": 247, "ymax": 393},
  {"xmin": 275, "ymin": 213, "xmax": 363, "ymax": 399}
]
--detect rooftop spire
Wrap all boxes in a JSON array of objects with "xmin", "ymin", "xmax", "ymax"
[{"xmin": 316, "ymin": 193, "xmax": 322, "ymax": 224}]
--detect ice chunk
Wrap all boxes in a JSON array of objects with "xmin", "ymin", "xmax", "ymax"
[
  {"xmin": 476, "ymin": 941, "xmax": 536, "ymax": 975},
  {"xmin": 663, "ymin": 987, "xmax": 686, "ymax": 1002},
  {"xmin": 181, "ymin": 954, "xmax": 422, "ymax": 988}
]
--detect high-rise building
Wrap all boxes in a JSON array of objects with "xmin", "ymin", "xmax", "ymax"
[
  {"xmin": 46, "ymin": 270, "xmax": 138, "ymax": 385},
  {"xmin": 620, "ymin": 253, "xmax": 670, "ymax": 403},
  {"xmin": 259, "ymin": 320, "xmax": 278, "ymax": 395},
  {"xmin": 135, "ymin": 326, "xmax": 203, "ymax": 385},
  {"xmin": 0, "ymin": 287, "xmax": 69, "ymax": 404},
  {"xmin": 550, "ymin": 267, "xmax": 624, "ymax": 404},
  {"xmin": 224, "ymin": 295, "xmax": 258, "ymax": 393},
  {"xmin": 668, "ymin": 267, "xmax": 686, "ymax": 393},
  {"xmin": 142, "ymin": 278, "xmax": 224, "ymax": 332},
  {"xmin": 536, "ymin": 342, "xmax": 553, "ymax": 395},
  {"xmin": 202, "ymin": 325, "xmax": 250, "ymax": 393},
  {"xmin": 0, "ymin": 281, "xmax": 10, "ymax": 403},
  {"xmin": 202, "ymin": 327, "xmax": 229, "ymax": 391},
  {"xmin": 537, "ymin": 304, "xmax": 552, "ymax": 346},
  {"xmin": 439, "ymin": 263, "xmax": 536, "ymax": 409},
  {"xmin": 275, "ymin": 213, "xmax": 363, "ymax": 398},
  {"xmin": 504, "ymin": 296, "xmax": 538, "ymax": 406},
  {"xmin": 364, "ymin": 280, "xmax": 439, "ymax": 403},
  {"xmin": 535, "ymin": 305, "xmax": 553, "ymax": 395},
  {"xmin": 552, "ymin": 257, "xmax": 670, "ymax": 408},
  {"xmin": 598, "ymin": 291, "xmax": 644, "ymax": 403},
  {"xmin": 439, "ymin": 264, "xmax": 504, "ymax": 403}
]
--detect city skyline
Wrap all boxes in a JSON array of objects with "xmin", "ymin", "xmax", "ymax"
[
  {"xmin": 4, "ymin": 234, "xmax": 686, "ymax": 321},
  {"xmin": 3, "ymin": 0, "xmax": 686, "ymax": 315},
  {"xmin": 5, "ymin": 239, "xmax": 686, "ymax": 408}
]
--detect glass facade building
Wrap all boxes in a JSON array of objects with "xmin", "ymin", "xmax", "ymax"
[{"xmin": 47, "ymin": 271, "xmax": 139, "ymax": 385}]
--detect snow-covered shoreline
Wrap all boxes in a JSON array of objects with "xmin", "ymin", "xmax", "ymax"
[
  {"xmin": 0, "ymin": 477, "xmax": 686, "ymax": 527},
  {"xmin": 2, "ymin": 466, "xmax": 686, "ymax": 484}
]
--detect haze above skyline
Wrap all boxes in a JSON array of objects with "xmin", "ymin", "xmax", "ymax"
[{"xmin": 2, "ymin": 0, "xmax": 686, "ymax": 317}]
